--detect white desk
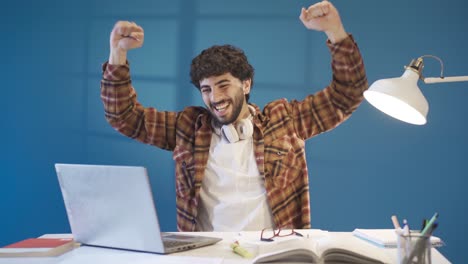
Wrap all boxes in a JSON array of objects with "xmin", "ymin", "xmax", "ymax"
[{"xmin": 0, "ymin": 231, "xmax": 451, "ymax": 264}]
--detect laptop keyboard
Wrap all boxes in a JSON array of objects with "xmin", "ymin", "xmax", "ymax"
[{"xmin": 163, "ymin": 239, "xmax": 194, "ymax": 248}]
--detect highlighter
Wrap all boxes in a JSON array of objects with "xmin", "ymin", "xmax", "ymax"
[{"xmin": 230, "ymin": 241, "xmax": 254, "ymax": 258}]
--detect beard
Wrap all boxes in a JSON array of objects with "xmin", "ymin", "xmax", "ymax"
[{"xmin": 210, "ymin": 89, "xmax": 245, "ymax": 127}]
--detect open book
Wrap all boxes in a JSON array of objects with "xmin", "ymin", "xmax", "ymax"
[{"xmin": 251, "ymin": 234, "xmax": 393, "ymax": 264}]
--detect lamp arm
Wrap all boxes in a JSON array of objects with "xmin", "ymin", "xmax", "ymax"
[
  {"xmin": 423, "ymin": 76, "xmax": 468, "ymax": 83},
  {"xmin": 416, "ymin": 55, "xmax": 468, "ymax": 84},
  {"xmin": 419, "ymin": 55, "xmax": 445, "ymax": 78}
]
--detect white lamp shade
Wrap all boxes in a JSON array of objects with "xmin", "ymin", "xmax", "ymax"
[{"xmin": 364, "ymin": 69, "xmax": 429, "ymax": 125}]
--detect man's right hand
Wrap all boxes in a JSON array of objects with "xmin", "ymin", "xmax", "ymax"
[{"xmin": 109, "ymin": 21, "xmax": 144, "ymax": 65}]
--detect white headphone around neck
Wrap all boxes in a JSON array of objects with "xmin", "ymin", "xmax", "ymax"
[{"xmin": 221, "ymin": 118, "xmax": 254, "ymax": 143}]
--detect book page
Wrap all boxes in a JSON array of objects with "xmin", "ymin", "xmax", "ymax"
[
  {"xmin": 0, "ymin": 248, "xmax": 51, "ymax": 253},
  {"xmin": 315, "ymin": 234, "xmax": 393, "ymax": 264},
  {"xmin": 252, "ymin": 238, "xmax": 320, "ymax": 263}
]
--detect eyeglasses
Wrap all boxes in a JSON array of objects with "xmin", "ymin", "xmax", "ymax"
[{"xmin": 260, "ymin": 226, "xmax": 304, "ymax": 242}]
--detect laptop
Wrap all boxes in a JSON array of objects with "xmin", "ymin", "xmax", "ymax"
[{"xmin": 55, "ymin": 163, "xmax": 222, "ymax": 254}]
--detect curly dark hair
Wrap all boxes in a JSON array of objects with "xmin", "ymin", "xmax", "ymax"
[{"xmin": 190, "ymin": 45, "xmax": 255, "ymax": 102}]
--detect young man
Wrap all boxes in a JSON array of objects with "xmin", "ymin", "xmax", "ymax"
[{"xmin": 101, "ymin": 1, "xmax": 367, "ymax": 232}]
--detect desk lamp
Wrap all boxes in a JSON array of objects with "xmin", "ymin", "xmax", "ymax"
[{"xmin": 364, "ymin": 55, "xmax": 468, "ymax": 125}]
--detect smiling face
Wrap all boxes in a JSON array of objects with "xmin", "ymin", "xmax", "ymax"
[
  {"xmin": 190, "ymin": 44, "xmax": 255, "ymax": 105},
  {"xmin": 200, "ymin": 72, "xmax": 251, "ymax": 126}
]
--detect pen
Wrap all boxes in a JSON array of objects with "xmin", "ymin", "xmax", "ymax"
[
  {"xmin": 391, "ymin": 215, "xmax": 401, "ymax": 229},
  {"xmin": 402, "ymin": 219, "xmax": 410, "ymax": 236},
  {"xmin": 421, "ymin": 219, "xmax": 428, "ymax": 231},
  {"xmin": 404, "ymin": 213, "xmax": 439, "ymax": 264},
  {"xmin": 230, "ymin": 241, "xmax": 253, "ymax": 259},
  {"xmin": 421, "ymin": 212, "xmax": 439, "ymax": 236},
  {"xmin": 404, "ymin": 225, "xmax": 437, "ymax": 264}
]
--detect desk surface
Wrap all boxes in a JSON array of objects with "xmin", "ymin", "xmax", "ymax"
[{"xmin": 0, "ymin": 231, "xmax": 451, "ymax": 264}]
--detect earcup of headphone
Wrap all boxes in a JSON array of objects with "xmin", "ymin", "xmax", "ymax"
[
  {"xmin": 236, "ymin": 118, "xmax": 253, "ymax": 140},
  {"xmin": 222, "ymin": 124, "xmax": 240, "ymax": 143},
  {"xmin": 221, "ymin": 118, "xmax": 254, "ymax": 143}
]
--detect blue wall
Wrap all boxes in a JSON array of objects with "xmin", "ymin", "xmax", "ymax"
[{"xmin": 2, "ymin": 0, "xmax": 467, "ymax": 262}]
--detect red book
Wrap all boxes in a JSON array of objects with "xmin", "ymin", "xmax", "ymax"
[{"xmin": 0, "ymin": 238, "xmax": 78, "ymax": 257}]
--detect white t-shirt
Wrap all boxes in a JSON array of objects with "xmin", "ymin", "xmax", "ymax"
[{"xmin": 196, "ymin": 131, "xmax": 275, "ymax": 231}]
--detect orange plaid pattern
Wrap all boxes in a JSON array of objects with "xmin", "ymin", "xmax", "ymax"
[{"xmin": 101, "ymin": 35, "xmax": 367, "ymax": 231}]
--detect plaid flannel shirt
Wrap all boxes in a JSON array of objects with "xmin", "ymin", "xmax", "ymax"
[{"xmin": 101, "ymin": 35, "xmax": 367, "ymax": 231}]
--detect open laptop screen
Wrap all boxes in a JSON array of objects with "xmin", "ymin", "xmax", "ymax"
[{"xmin": 55, "ymin": 163, "xmax": 221, "ymax": 254}]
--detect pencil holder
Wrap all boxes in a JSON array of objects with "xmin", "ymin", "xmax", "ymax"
[{"xmin": 397, "ymin": 233, "xmax": 431, "ymax": 264}]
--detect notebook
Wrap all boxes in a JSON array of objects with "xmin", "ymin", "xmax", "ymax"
[
  {"xmin": 352, "ymin": 229, "xmax": 444, "ymax": 248},
  {"xmin": 55, "ymin": 163, "xmax": 222, "ymax": 254}
]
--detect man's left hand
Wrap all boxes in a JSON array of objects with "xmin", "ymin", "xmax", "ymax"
[{"xmin": 299, "ymin": 1, "xmax": 348, "ymax": 43}]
